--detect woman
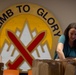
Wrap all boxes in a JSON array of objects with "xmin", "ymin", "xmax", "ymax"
[{"xmin": 55, "ymin": 23, "xmax": 76, "ymax": 59}]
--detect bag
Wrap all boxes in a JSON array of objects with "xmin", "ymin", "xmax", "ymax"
[
  {"xmin": 63, "ymin": 58, "xmax": 76, "ymax": 75},
  {"xmin": 32, "ymin": 59, "xmax": 43, "ymax": 75},
  {"xmin": 0, "ymin": 63, "xmax": 4, "ymax": 75},
  {"xmin": 32, "ymin": 59, "xmax": 64, "ymax": 75},
  {"xmin": 64, "ymin": 63, "xmax": 76, "ymax": 75},
  {"xmin": 50, "ymin": 61, "xmax": 64, "ymax": 75}
]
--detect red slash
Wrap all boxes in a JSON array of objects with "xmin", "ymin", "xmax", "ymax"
[{"xmin": 7, "ymin": 31, "xmax": 45, "ymax": 69}]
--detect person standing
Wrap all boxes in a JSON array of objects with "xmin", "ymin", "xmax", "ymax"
[{"xmin": 54, "ymin": 23, "xmax": 76, "ymax": 59}]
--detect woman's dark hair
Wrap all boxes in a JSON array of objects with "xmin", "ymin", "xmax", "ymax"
[{"xmin": 64, "ymin": 23, "xmax": 76, "ymax": 48}]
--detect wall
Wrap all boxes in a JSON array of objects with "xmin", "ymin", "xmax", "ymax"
[{"xmin": 0, "ymin": 0, "xmax": 76, "ymax": 32}]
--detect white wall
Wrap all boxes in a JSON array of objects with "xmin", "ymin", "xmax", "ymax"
[{"xmin": 0, "ymin": 0, "xmax": 76, "ymax": 32}]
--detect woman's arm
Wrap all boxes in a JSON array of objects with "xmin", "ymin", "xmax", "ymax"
[
  {"xmin": 56, "ymin": 42, "xmax": 65, "ymax": 59},
  {"xmin": 0, "ymin": 55, "xmax": 2, "ymax": 62}
]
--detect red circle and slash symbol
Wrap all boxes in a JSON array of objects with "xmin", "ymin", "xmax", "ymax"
[{"xmin": 7, "ymin": 31, "xmax": 45, "ymax": 69}]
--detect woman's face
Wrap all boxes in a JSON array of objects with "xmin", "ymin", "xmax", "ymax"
[{"xmin": 68, "ymin": 28, "xmax": 76, "ymax": 42}]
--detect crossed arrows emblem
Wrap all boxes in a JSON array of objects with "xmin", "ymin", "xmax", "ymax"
[{"xmin": 7, "ymin": 31, "xmax": 45, "ymax": 69}]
